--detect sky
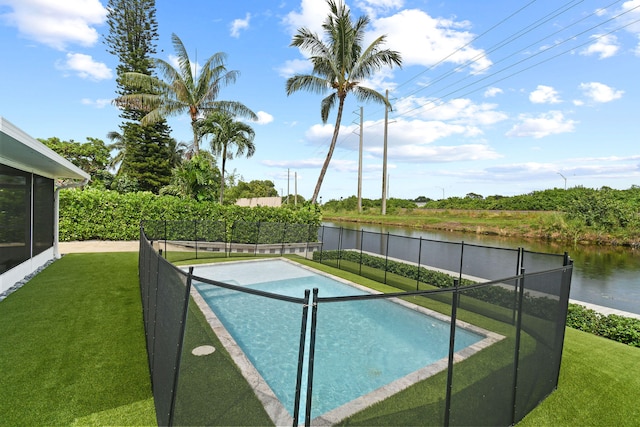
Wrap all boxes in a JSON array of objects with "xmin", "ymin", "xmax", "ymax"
[{"xmin": 1, "ymin": 0, "xmax": 639, "ymax": 202}]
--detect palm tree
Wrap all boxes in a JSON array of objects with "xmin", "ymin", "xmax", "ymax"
[
  {"xmin": 116, "ymin": 33, "xmax": 257, "ymax": 153},
  {"xmin": 198, "ymin": 111, "xmax": 256, "ymax": 203},
  {"xmin": 106, "ymin": 130, "xmax": 125, "ymax": 172},
  {"xmin": 286, "ymin": 0, "xmax": 402, "ymax": 204}
]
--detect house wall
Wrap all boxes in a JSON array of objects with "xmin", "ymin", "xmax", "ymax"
[
  {"xmin": 0, "ymin": 164, "xmax": 54, "ymax": 294},
  {"xmin": 235, "ymin": 196, "xmax": 282, "ymax": 207}
]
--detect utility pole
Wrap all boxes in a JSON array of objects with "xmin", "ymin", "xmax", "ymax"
[
  {"xmin": 357, "ymin": 106, "xmax": 363, "ymax": 213},
  {"xmin": 295, "ymin": 171, "xmax": 298, "ymax": 206},
  {"xmin": 557, "ymin": 172, "xmax": 567, "ymax": 190},
  {"xmin": 287, "ymin": 168, "xmax": 290, "ymax": 204},
  {"xmin": 381, "ymin": 90, "xmax": 389, "ymax": 215}
]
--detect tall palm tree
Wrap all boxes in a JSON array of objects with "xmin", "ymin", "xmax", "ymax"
[
  {"xmin": 116, "ymin": 33, "xmax": 257, "ymax": 153},
  {"xmin": 198, "ymin": 111, "xmax": 256, "ymax": 203},
  {"xmin": 286, "ymin": 0, "xmax": 402, "ymax": 204}
]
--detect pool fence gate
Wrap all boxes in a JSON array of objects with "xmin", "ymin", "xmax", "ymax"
[{"xmin": 139, "ymin": 221, "xmax": 573, "ymax": 426}]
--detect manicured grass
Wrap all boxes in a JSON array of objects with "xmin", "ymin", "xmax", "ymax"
[
  {"xmin": 2, "ymin": 253, "xmax": 639, "ymax": 426},
  {"xmin": 0, "ymin": 253, "xmax": 155, "ymax": 426},
  {"xmin": 519, "ymin": 327, "xmax": 640, "ymax": 426}
]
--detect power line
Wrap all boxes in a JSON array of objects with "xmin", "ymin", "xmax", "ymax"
[
  {"xmin": 391, "ymin": 2, "xmax": 639, "ymax": 121},
  {"xmin": 365, "ymin": 0, "xmax": 631, "ymax": 124}
]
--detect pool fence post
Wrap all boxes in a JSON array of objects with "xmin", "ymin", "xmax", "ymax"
[
  {"xmin": 229, "ymin": 222, "xmax": 236, "ymax": 258},
  {"xmin": 167, "ymin": 266, "xmax": 194, "ymax": 427},
  {"xmin": 223, "ymin": 220, "xmax": 228, "ymax": 258},
  {"xmin": 384, "ymin": 232, "xmax": 390, "ymax": 284},
  {"xmin": 417, "ymin": 237, "xmax": 423, "ymax": 291},
  {"xmin": 304, "ymin": 288, "xmax": 319, "ymax": 426},
  {"xmin": 293, "ymin": 289, "xmax": 311, "ymax": 426},
  {"xmin": 510, "ymin": 267, "xmax": 526, "ymax": 425},
  {"xmin": 458, "ymin": 242, "xmax": 465, "ymax": 287},
  {"xmin": 512, "ymin": 248, "xmax": 523, "ymax": 325},
  {"xmin": 193, "ymin": 220, "xmax": 198, "ymax": 260},
  {"xmin": 444, "ymin": 279, "xmax": 460, "ymax": 427},
  {"xmin": 305, "ymin": 224, "xmax": 311, "ymax": 259},
  {"xmin": 337, "ymin": 227, "xmax": 343, "ymax": 269},
  {"xmin": 254, "ymin": 222, "xmax": 261, "ymax": 256},
  {"xmin": 149, "ymin": 245, "xmax": 162, "ymax": 376},
  {"xmin": 318, "ymin": 226, "xmax": 325, "ymax": 264},
  {"xmin": 359, "ymin": 229, "xmax": 364, "ymax": 275},
  {"xmin": 553, "ymin": 258, "xmax": 573, "ymax": 390},
  {"xmin": 281, "ymin": 222, "xmax": 287, "ymax": 256}
]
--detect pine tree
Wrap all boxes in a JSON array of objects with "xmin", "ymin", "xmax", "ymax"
[{"xmin": 105, "ymin": 0, "xmax": 173, "ymax": 193}]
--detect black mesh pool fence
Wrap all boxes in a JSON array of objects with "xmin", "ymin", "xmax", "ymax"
[{"xmin": 139, "ymin": 221, "xmax": 572, "ymax": 426}]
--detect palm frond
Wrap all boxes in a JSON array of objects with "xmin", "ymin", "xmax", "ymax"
[
  {"xmin": 320, "ymin": 92, "xmax": 338, "ymax": 123},
  {"xmin": 286, "ymin": 74, "xmax": 330, "ymax": 96},
  {"xmin": 352, "ymin": 86, "xmax": 389, "ymax": 108},
  {"xmin": 170, "ymin": 33, "xmax": 195, "ymax": 88}
]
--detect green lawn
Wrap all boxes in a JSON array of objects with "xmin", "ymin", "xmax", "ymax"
[
  {"xmin": 0, "ymin": 253, "xmax": 156, "ymax": 426},
  {"xmin": 1, "ymin": 253, "xmax": 639, "ymax": 426}
]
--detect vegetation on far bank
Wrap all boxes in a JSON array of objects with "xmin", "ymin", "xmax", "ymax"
[{"xmin": 321, "ymin": 186, "xmax": 640, "ymax": 246}]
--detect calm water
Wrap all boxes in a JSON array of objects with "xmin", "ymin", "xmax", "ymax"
[
  {"xmin": 193, "ymin": 259, "xmax": 483, "ymax": 419},
  {"xmin": 324, "ymin": 221, "xmax": 640, "ymax": 315}
]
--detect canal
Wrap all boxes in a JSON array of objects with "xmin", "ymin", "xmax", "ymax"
[{"xmin": 324, "ymin": 221, "xmax": 640, "ymax": 315}]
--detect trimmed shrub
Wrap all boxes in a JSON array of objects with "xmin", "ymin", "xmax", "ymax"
[
  {"xmin": 59, "ymin": 188, "xmax": 321, "ymax": 241},
  {"xmin": 566, "ymin": 304, "xmax": 640, "ymax": 347}
]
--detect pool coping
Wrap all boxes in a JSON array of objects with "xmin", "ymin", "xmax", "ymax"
[{"xmin": 187, "ymin": 257, "xmax": 505, "ymax": 426}]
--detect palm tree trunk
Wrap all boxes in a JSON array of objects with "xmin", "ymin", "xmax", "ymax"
[
  {"xmin": 311, "ymin": 97, "xmax": 345, "ymax": 204},
  {"xmin": 190, "ymin": 108, "xmax": 200, "ymax": 154},
  {"xmin": 219, "ymin": 144, "xmax": 227, "ymax": 204}
]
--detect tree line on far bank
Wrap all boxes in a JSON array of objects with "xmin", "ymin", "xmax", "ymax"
[{"xmin": 323, "ymin": 186, "xmax": 640, "ymax": 234}]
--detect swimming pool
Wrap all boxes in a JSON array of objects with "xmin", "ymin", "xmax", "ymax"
[{"xmin": 190, "ymin": 259, "xmax": 501, "ymax": 424}]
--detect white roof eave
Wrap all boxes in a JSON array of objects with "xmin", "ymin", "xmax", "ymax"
[{"xmin": 0, "ymin": 116, "xmax": 90, "ymax": 181}]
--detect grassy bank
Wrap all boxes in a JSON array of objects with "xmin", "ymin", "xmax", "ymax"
[{"xmin": 322, "ymin": 209, "xmax": 640, "ymax": 246}]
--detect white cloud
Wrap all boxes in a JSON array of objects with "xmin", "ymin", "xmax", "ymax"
[
  {"xmin": 619, "ymin": 1, "xmax": 640, "ymax": 46},
  {"xmin": 255, "ymin": 111, "xmax": 274, "ymax": 125},
  {"xmin": 284, "ymin": 3, "xmax": 491, "ymax": 75},
  {"xmin": 230, "ymin": 13, "xmax": 250, "ymax": 38},
  {"xmin": 282, "ymin": 0, "xmax": 331, "ymax": 35},
  {"xmin": 579, "ymin": 82, "xmax": 624, "ymax": 103},
  {"xmin": 529, "ymin": 85, "xmax": 561, "ymax": 104},
  {"xmin": 484, "ymin": 87, "xmax": 503, "ymax": 98},
  {"xmin": 394, "ymin": 96, "xmax": 508, "ymax": 126},
  {"xmin": 580, "ymin": 34, "xmax": 620, "ymax": 59},
  {"xmin": 355, "ymin": 0, "xmax": 404, "ymax": 18},
  {"xmin": 58, "ymin": 53, "xmax": 112, "ymax": 80},
  {"xmin": 371, "ymin": 9, "xmax": 492, "ymax": 74},
  {"xmin": 506, "ymin": 111, "xmax": 577, "ymax": 139},
  {"xmin": 0, "ymin": 0, "xmax": 106, "ymax": 50},
  {"xmin": 81, "ymin": 98, "xmax": 112, "ymax": 108},
  {"xmin": 483, "ymin": 155, "xmax": 640, "ymax": 182},
  {"xmin": 368, "ymin": 143, "xmax": 501, "ymax": 163},
  {"xmin": 262, "ymin": 158, "xmax": 356, "ymax": 172},
  {"xmin": 277, "ymin": 58, "xmax": 313, "ymax": 78}
]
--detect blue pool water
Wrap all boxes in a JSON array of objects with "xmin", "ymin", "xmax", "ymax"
[{"xmin": 193, "ymin": 260, "xmax": 484, "ymax": 420}]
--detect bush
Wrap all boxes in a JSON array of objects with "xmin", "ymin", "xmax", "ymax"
[
  {"xmin": 566, "ymin": 304, "xmax": 640, "ymax": 347},
  {"xmin": 59, "ymin": 188, "xmax": 321, "ymax": 241}
]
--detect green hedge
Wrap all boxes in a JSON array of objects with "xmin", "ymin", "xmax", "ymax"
[
  {"xmin": 566, "ymin": 304, "xmax": 640, "ymax": 347},
  {"xmin": 59, "ymin": 188, "xmax": 321, "ymax": 241},
  {"xmin": 314, "ymin": 249, "xmax": 474, "ymax": 288}
]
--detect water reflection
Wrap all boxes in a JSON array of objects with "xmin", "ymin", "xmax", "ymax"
[{"xmin": 324, "ymin": 221, "xmax": 640, "ymax": 315}]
